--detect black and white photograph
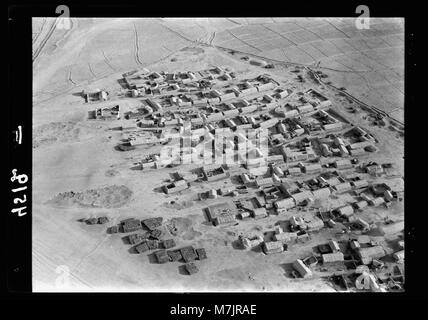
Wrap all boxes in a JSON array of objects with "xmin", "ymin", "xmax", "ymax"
[{"xmin": 29, "ymin": 15, "xmax": 406, "ymax": 293}]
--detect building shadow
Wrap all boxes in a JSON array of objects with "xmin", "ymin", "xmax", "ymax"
[
  {"xmin": 364, "ymin": 227, "xmax": 385, "ymax": 237},
  {"xmin": 229, "ymin": 175, "xmax": 242, "ymax": 185},
  {"xmin": 153, "ymin": 186, "xmax": 165, "ymax": 193},
  {"xmin": 147, "ymin": 253, "xmax": 158, "ymax": 264},
  {"xmin": 312, "ymin": 245, "xmax": 322, "ymax": 254},
  {"xmin": 279, "ymin": 262, "xmax": 295, "ymax": 279},
  {"xmin": 106, "ymin": 225, "xmax": 119, "ymax": 234},
  {"xmin": 128, "ymin": 246, "xmax": 139, "ymax": 254},
  {"xmin": 117, "ymin": 79, "xmax": 128, "ymax": 89},
  {"xmin": 121, "ymin": 235, "xmax": 131, "ymax": 245},
  {"xmin": 250, "ymin": 245, "xmax": 263, "ymax": 253},
  {"xmin": 263, "ymin": 231, "xmax": 275, "ymax": 242},
  {"xmin": 231, "ymin": 239, "xmax": 245, "ymax": 250},
  {"xmin": 201, "ymin": 208, "xmax": 212, "ymax": 224},
  {"xmin": 178, "ymin": 264, "xmax": 189, "ymax": 275}
]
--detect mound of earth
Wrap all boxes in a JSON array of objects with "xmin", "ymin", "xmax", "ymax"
[
  {"xmin": 49, "ymin": 185, "xmax": 133, "ymax": 208},
  {"xmin": 33, "ymin": 121, "xmax": 79, "ymax": 148},
  {"xmin": 165, "ymin": 216, "xmax": 202, "ymax": 241},
  {"xmin": 105, "ymin": 169, "xmax": 119, "ymax": 177},
  {"xmin": 180, "ymin": 46, "xmax": 204, "ymax": 55}
]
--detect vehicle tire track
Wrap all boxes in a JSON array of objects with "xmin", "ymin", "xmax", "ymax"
[
  {"xmin": 297, "ymin": 45, "xmax": 320, "ymax": 64},
  {"xmin": 32, "ymin": 18, "xmax": 46, "ymax": 45},
  {"xmin": 52, "ymin": 18, "xmax": 74, "ymax": 50},
  {"xmin": 33, "ymin": 18, "xmax": 58, "ymax": 62},
  {"xmin": 33, "ymin": 238, "xmax": 93, "ymax": 289},
  {"xmin": 87, "ymin": 62, "xmax": 97, "ymax": 78},
  {"xmin": 280, "ymin": 48, "xmax": 290, "ymax": 61},
  {"xmin": 157, "ymin": 20, "xmax": 194, "ymax": 43},
  {"xmin": 209, "ymin": 31, "xmax": 216, "ymax": 45},
  {"xmin": 68, "ymin": 69, "xmax": 77, "ymax": 85},
  {"xmin": 101, "ymin": 50, "xmax": 117, "ymax": 72},
  {"xmin": 226, "ymin": 18, "xmax": 242, "ymax": 25},
  {"xmin": 73, "ymin": 235, "xmax": 110, "ymax": 270},
  {"xmin": 133, "ymin": 22, "xmax": 143, "ymax": 66},
  {"xmin": 324, "ymin": 19, "xmax": 351, "ymax": 39},
  {"xmin": 262, "ymin": 25, "xmax": 298, "ymax": 46},
  {"xmin": 226, "ymin": 30, "xmax": 262, "ymax": 52}
]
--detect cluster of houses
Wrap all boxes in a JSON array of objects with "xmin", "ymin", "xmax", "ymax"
[
  {"xmin": 237, "ymin": 221, "xmax": 404, "ymax": 291},
  {"xmin": 82, "ymin": 66, "xmax": 402, "ymax": 290},
  {"xmin": 84, "ymin": 68, "xmax": 383, "ymax": 184},
  {"xmin": 106, "ymin": 216, "xmax": 207, "ymax": 275},
  {"xmin": 200, "ymin": 171, "xmax": 399, "ymax": 229}
]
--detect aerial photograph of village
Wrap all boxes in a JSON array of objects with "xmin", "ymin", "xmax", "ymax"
[{"xmin": 32, "ymin": 17, "xmax": 404, "ymax": 292}]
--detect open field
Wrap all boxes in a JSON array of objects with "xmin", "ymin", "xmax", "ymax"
[{"xmin": 33, "ymin": 18, "xmax": 404, "ymax": 292}]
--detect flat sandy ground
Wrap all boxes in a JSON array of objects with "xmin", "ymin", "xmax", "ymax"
[{"xmin": 32, "ymin": 18, "xmax": 404, "ymax": 292}]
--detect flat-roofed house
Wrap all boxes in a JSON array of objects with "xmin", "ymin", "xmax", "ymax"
[
  {"xmin": 291, "ymin": 190, "xmax": 313, "ymax": 204},
  {"xmin": 303, "ymin": 163, "xmax": 322, "ymax": 174},
  {"xmin": 297, "ymin": 104, "xmax": 314, "ymax": 114},
  {"xmin": 354, "ymin": 217, "xmax": 370, "ymax": 231},
  {"xmin": 333, "ymin": 182, "xmax": 352, "ymax": 193},
  {"xmin": 288, "ymin": 167, "xmax": 302, "ymax": 176},
  {"xmin": 252, "ymin": 207, "xmax": 268, "ymax": 219},
  {"xmin": 263, "ymin": 241, "xmax": 284, "ymax": 254},
  {"xmin": 221, "ymin": 92, "xmax": 236, "ymax": 102},
  {"xmin": 322, "ymin": 252, "xmax": 344, "ymax": 263},
  {"xmin": 369, "ymin": 197, "xmax": 385, "ymax": 206},
  {"xmin": 163, "ymin": 179, "xmax": 188, "ymax": 194},
  {"xmin": 334, "ymin": 159, "xmax": 353, "ymax": 170},
  {"xmin": 350, "ymin": 240, "xmax": 361, "ymax": 250},
  {"xmin": 223, "ymin": 109, "xmax": 240, "ymax": 118},
  {"xmin": 203, "ymin": 165, "xmax": 229, "ymax": 182},
  {"xmin": 255, "ymin": 177, "xmax": 275, "ymax": 187},
  {"xmin": 257, "ymin": 82, "xmax": 275, "ymax": 92},
  {"xmin": 351, "ymin": 180, "xmax": 369, "ymax": 189},
  {"xmin": 274, "ymin": 197, "xmax": 296, "ymax": 210},
  {"xmin": 206, "ymin": 201, "xmax": 235, "ymax": 221},
  {"xmin": 306, "ymin": 217, "xmax": 324, "ymax": 231},
  {"xmin": 358, "ymin": 246, "xmax": 385, "ymax": 265},
  {"xmin": 329, "ymin": 240, "xmax": 341, "ymax": 253},
  {"xmin": 284, "ymin": 109, "xmax": 299, "ymax": 118},
  {"xmin": 212, "ymin": 214, "xmax": 236, "ymax": 226},
  {"xmin": 312, "ymin": 187, "xmax": 331, "ymax": 200},
  {"xmin": 393, "ymin": 250, "xmax": 404, "ymax": 263},
  {"xmin": 273, "ymin": 232, "xmax": 298, "ymax": 244},
  {"xmin": 276, "ymin": 89, "xmax": 290, "ymax": 99},
  {"xmin": 292, "ymin": 259, "xmax": 313, "ymax": 278},
  {"xmin": 259, "ymin": 118, "xmax": 279, "ymax": 129},
  {"xmin": 354, "ymin": 200, "xmax": 368, "ymax": 210},
  {"xmin": 337, "ymin": 205, "xmax": 354, "ymax": 217},
  {"xmin": 240, "ymin": 105, "xmax": 258, "ymax": 114},
  {"xmin": 323, "ymin": 122, "xmax": 343, "ymax": 131},
  {"xmin": 240, "ymin": 87, "xmax": 258, "ymax": 96}
]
